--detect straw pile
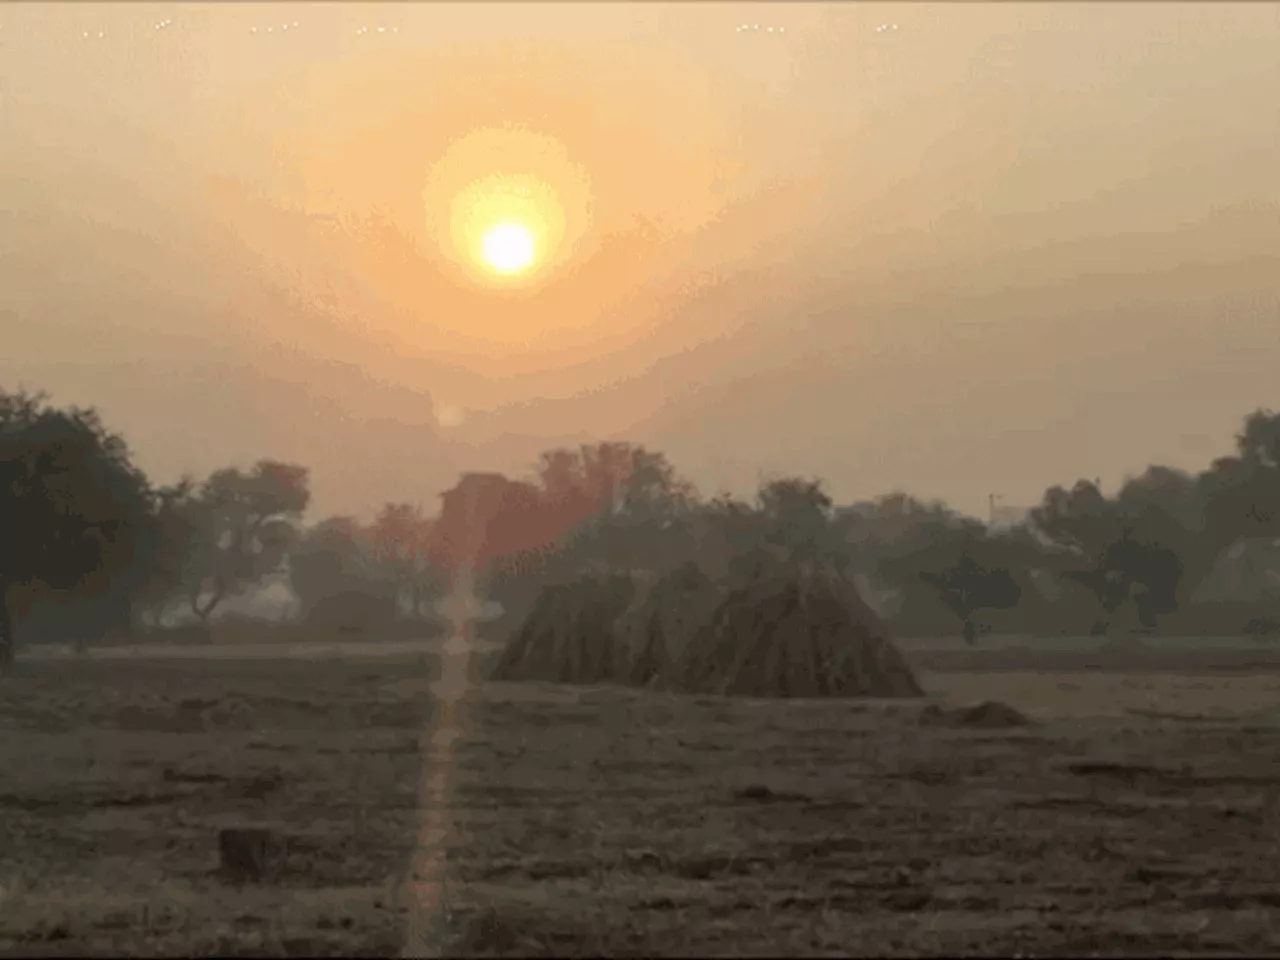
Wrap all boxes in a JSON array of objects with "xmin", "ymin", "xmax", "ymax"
[
  {"xmin": 673, "ymin": 570, "xmax": 922, "ymax": 698},
  {"xmin": 610, "ymin": 562, "xmax": 724, "ymax": 687},
  {"xmin": 491, "ymin": 563, "xmax": 921, "ymax": 699},
  {"xmin": 489, "ymin": 572, "xmax": 638, "ymax": 684}
]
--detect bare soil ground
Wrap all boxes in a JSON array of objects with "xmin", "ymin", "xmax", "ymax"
[
  {"xmin": 4, "ymin": 644, "xmax": 1280, "ymax": 957},
  {"xmin": 0, "ymin": 659, "xmax": 432, "ymax": 957}
]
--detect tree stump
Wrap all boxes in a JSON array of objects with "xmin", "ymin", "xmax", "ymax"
[{"xmin": 218, "ymin": 827, "xmax": 280, "ymax": 883}]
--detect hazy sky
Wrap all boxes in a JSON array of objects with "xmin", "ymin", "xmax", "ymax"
[{"xmin": 3, "ymin": 3, "xmax": 1279, "ymax": 520}]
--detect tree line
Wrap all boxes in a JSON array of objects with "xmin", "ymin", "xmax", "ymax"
[{"xmin": 4, "ymin": 385, "xmax": 1280, "ymax": 668}]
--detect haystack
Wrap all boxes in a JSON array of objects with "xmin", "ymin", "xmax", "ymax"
[
  {"xmin": 673, "ymin": 570, "xmax": 922, "ymax": 698},
  {"xmin": 489, "ymin": 573, "xmax": 638, "ymax": 684},
  {"xmin": 610, "ymin": 562, "xmax": 724, "ymax": 688}
]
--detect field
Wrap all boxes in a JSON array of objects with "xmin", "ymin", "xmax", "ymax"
[{"xmin": 4, "ymin": 642, "xmax": 1280, "ymax": 957}]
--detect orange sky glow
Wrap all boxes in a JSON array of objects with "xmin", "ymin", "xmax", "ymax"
[{"xmin": 2, "ymin": 3, "xmax": 1279, "ymax": 520}]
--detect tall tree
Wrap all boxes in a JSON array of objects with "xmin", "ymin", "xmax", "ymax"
[
  {"xmin": 533, "ymin": 442, "xmax": 670, "ymax": 521},
  {"xmin": 180, "ymin": 460, "xmax": 310, "ymax": 622},
  {"xmin": 559, "ymin": 447, "xmax": 700, "ymax": 575},
  {"xmin": 1115, "ymin": 465, "xmax": 1222, "ymax": 609},
  {"xmin": 1030, "ymin": 477, "xmax": 1196, "ymax": 631},
  {"xmin": 878, "ymin": 520, "xmax": 1032, "ymax": 641},
  {"xmin": 0, "ymin": 391, "xmax": 155, "ymax": 670},
  {"xmin": 124, "ymin": 477, "xmax": 202, "ymax": 625},
  {"xmin": 835, "ymin": 493, "xmax": 968, "ymax": 577},
  {"xmin": 617, "ymin": 448, "xmax": 697, "ymax": 523},
  {"xmin": 757, "ymin": 476, "xmax": 841, "ymax": 569},
  {"xmin": 370, "ymin": 502, "xmax": 445, "ymax": 619},
  {"xmin": 289, "ymin": 516, "xmax": 385, "ymax": 622},
  {"xmin": 682, "ymin": 478, "xmax": 849, "ymax": 585},
  {"xmin": 1028, "ymin": 480, "xmax": 1116, "ymax": 559},
  {"xmin": 1199, "ymin": 410, "xmax": 1280, "ymax": 547},
  {"xmin": 918, "ymin": 553, "xmax": 1023, "ymax": 645},
  {"xmin": 1063, "ymin": 533, "xmax": 1184, "ymax": 631}
]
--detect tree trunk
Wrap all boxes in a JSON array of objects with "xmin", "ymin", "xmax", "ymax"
[
  {"xmin": 0, "ymin": 583, "xmax": 14, "ymax": 673},
  {"xmin": 196, "ymin": 581, "xmax": 227, "ymax": 626},
  {"xmin": 192, "ymin": 588, "xmax": 219, "ymax": 644}
]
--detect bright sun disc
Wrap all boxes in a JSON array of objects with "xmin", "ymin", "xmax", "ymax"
[
  {"xmin": 425, "ymin": 128, "xmax": 592, "ymax": 290},
  {"xmin": 481, "ymin": 223, "xmax": 536, "ymax": 275}
]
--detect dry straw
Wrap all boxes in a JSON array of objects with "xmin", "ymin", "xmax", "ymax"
[{"xmin": 492, "ymin": 564, "xmax": 921, "ymax": 699}]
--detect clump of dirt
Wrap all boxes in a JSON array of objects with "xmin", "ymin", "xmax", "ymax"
[
  {"xmin": 217, "ymin": 827, "xmax": 290, "ymax": 884},
  {"xmin": 201, "ymin": 698, "xmax": 260, "ymax": 731},
  {"xmin": 113, "ymin": 703, "xmax": 207, "ymax": 734},
  {"xmin": 732, "ymin": 783, "xmax": 814, "ymax": 803},
  {"xmin": 920, "ymin": 700, "xmax": 1036, "ymax": 728}
]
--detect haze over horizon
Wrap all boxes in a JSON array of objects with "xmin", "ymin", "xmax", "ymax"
[{"xmin": 3, "ymin": 3, "xmax": 1278, "ymax": 521}]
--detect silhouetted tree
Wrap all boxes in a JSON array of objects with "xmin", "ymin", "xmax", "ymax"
[
  {"xmin": 1063, "ymin": 533, "xmax": 1184, "ymax": 630},
  {"xmin": 835, "ymin": 493, "xmax": 972, "ymax": 579},
  {"xmin": 121, "ymin": 477, "xmax": 202, "ymax": 624},
  {"xmin": 758, "ymin": 477, "xmax": 832, "ymax": 556},
  {"xmin": 556, "ymin": 447, "xmax": 700, "ymax": 575},
  {"xmin": 1030, "ymin": 477, "xmax": 1198, "ymax": 632},
  {"xmin": 618, "ymin": 448, "xmax": 697, "ymax": 522},
  {"xmin": 288, "ymin": 516, "xmax": 378, "ymax": 622},
  {"xmin": 677, "ymin": 478, "xmax": 852, "ymax": 585},
  {"xmin": 1200, "ymin": 411, "xmax": 1280, "ymax": 544},
  {"xmin": 472, "ymin": 444, "xmax": 698, "ymax": 597},
  {"xmin": 1029, "ymin": 480, "xmax": 1116, "ymax": 558},
  {"xmin": 918, "ymin": 552, "xmax": 1023, "ymax": 645},
  {"xmin": 1102, "ymin": 412, "xmax": 1280, "ymax": 618},
  {"xmin": 1116, "ymin": 466, "xmax": 1203, "ymax": 530},
  {"xmin": 531, "ymin": 442, "xmax": 680, "ymax": 523},
  {"xmin": 875, "ymin": 517, "xmax": 1031, "ymax": 641},
  {"xmin": 0, "ymin": 390, "xmax": 154, "ymax": 670},
  {"xmin": 179, "ymin": 460, "xmax": 310, "ymax": 623},
  {"xmin": 370, "ymin": 502, "xmax": 446, "ymax": 619}
]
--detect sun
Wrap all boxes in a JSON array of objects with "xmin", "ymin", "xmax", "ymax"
[
  {"xmin": 480, "ymin": 222, "xmax": 537, "ymax": 276},
  {"xmin": 447, "ymin": 177, "xmax": 558, "ymax": 285},
  {"xmin": 423, "ymin": 127, "xmax": 593, "ymax": 290}
]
